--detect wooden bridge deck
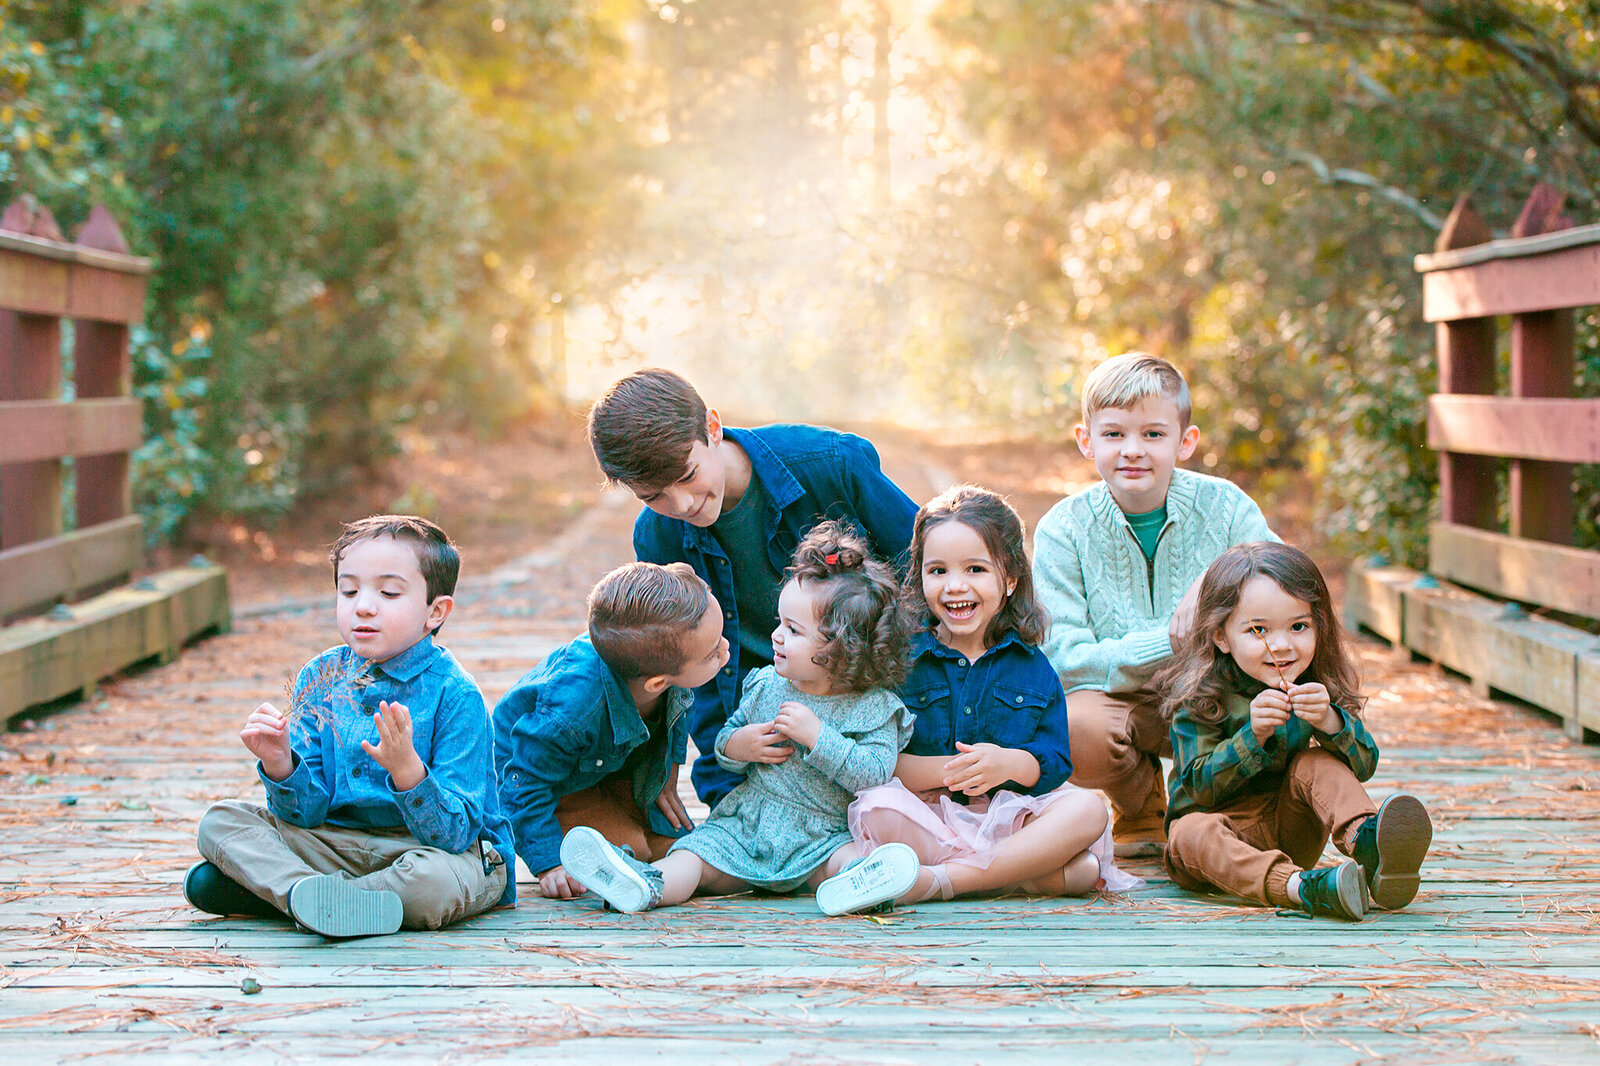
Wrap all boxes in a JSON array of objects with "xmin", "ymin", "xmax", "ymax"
[{"xmin": 3, "ymin": 492, "xmax": 1597, "ymax": 1064}]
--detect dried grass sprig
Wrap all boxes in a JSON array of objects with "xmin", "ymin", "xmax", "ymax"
[{"xmin": 281, "ymin": 656, "xmax": 375, "ymax": 740}]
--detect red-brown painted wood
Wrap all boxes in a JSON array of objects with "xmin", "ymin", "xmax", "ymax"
[
  {"xmin": 1421, "ymin": 240, "xmax": 1600, "ymax": 321},
  {"xmin": 1508, "ymin": 308, "xmax": 1576, "ymax": 543},
  {"xmin": 1436, "ymin": 318, "xmax": 1498, "ymax": 530},
  {"xmin": 1427, "ymin": 396, "xmax": 1600, "ymax": 463},
  {"xmin": 0, "ymin": 399, "xmax": 143, "ymax": 463},
  {"xmin": 0, "ymin": 311, "xmax": 63, "ymax": 549}
]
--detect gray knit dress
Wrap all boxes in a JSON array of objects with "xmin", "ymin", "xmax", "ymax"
[{"xmin": 670, "ymin": 667, "xmax": 914, "ymax": 891}]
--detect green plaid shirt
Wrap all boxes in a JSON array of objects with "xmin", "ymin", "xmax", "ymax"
[{"xmin": 1167, "ymin": 688, "xmax": 1379, "ymax": 826}]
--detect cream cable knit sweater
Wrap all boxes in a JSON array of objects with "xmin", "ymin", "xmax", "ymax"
[{"xmin": 1033, "ymin": 468, "xmax": 1278, "ymax": 695}]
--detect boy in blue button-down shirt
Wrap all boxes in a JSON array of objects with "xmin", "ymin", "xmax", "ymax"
[
  {"xmin": 493, "ymin": 562, "xmax": 730, "ymax": 900},
  {"xmin": 187, "ymin": 515, "xmax": 515, "ymax": 938},
  {"xmin": 588, "ymin": 368, "xmax": 918, "ymax": 807}
]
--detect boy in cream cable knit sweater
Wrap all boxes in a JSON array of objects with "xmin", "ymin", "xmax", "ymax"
[{"xmin": 1033, "ymin": 354, "xmax": 1278, "ymax": 857}]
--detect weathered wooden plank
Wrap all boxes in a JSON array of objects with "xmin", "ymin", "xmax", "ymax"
[
  {"xmin": 1578, "ymin": 650, "xmax": 1600, "ymax": 735},
  {"xmin": 1402, "ymin": 581, "xmax": 1592, "ymax": 725},
  {"xmin": 0, "ymin": 514, "xmax": 144, "ymax": 618},
  {"xmin": 1429, "ymin": 521, "xmax": 1600, "ymax": 619},
  {"xmin": 1426, "ymin": 395, "xmax": 1600, "ymax": 463},
  {"xmin": 0, "ymin": 399, "xmax": 143, "ymax": 463},
  {"xmin": 1340, "ymin": 562, "xmax": 1411, "ymax": 643},
  {"xmin": 0, "ymin": 563, "xmax": 230, "ymax": 724},
  {"xmin": 1420, "ymin": 230, "xmax": 1600, "ymax": 320}
]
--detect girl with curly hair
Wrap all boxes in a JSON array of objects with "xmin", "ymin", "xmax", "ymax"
[{"xmin": 560, "ymin": 521, "xmax": 923, "ymax": 914}]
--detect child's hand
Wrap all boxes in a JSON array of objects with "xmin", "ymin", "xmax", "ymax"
[
  {"xmin": 943, "ymin": 742, "xmax": 1024, "ymax": 796},
  {"xmin": 1288, "ymin": 682, "xmax": 1340, "ymax": 733},
  {"xmin": 1249, "ymin": 688, "xmax": 1292, "ymax": 744},
  {"xmin": 655, "ymin": 762, "xmax": 694, "ymax": 831},
  {"xmin": 773, "ymin": 701, "xmax": 823, "ymax": 750},
  {"xmin": 361, "ymin": 700, "xmax": 427, "ymax": 791},
  {"xmin": 538, "ymin": 865, "xmax": 587, "ymax": 900},
  {"xmin": 241, "ymin": 702, "xmax": 294, "ymax": 781},
  {"xmin": 723, "ymin": 721, "xmax": 791, "ymax": 764}
]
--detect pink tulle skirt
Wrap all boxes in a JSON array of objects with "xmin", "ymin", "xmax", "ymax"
[{"xmin": 847, "ymin": 778, "xmax": 1144, "ymax": 893}]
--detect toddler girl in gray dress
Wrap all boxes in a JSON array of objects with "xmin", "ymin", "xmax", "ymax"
[{"xmin": 561, "ymin": 521, "xmax": 924, "ymax": 915}]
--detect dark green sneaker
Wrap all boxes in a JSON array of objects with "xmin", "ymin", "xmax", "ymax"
[
  {"xmin": 183, "ymin": 861, "xmax": 281, "ymax": 918},
  {"xmin": 1351, "ymin": 792, "xmax": 1432, "ymax": 910},
  {"xmin": 1296, "ymin": 859, "xmax": 1368, "ymax": 921}
]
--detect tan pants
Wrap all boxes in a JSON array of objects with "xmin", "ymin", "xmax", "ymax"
[
  {"xmin": 555, "ymin": 773, "xmax": 677, "ymax": 863},
  {"xmin": 197, "ymin": 800, "xmax": 507, "ymax": 930},
  {"xmin": 1065, "ymin": 689, "xmax": 1170, "ymax": 818},
  {"xmin": 1164, "ymin": 748, "xmax": 1377, "ymax": 906}
]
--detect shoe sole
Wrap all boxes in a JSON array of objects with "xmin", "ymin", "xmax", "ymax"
[
  {"xmin": 816, "ymin": 843, "xmax": 920, "ymax": 916},
  {"xmin": 288, "ymin": 876, "xmax": 402, "ymax": 938},
  {"xmin": 1333, "ymin": 860, "xmax": 1369, "ymax": 920},
  {"xmin": 1370, "ymin": 793, "xmax": 1431, "ymax": 910},
  {"xmin": 560, "ymin": 826, "xmax": 653, "ymax": 913}
]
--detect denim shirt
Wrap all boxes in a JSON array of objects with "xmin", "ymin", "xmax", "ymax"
[
  {"xmin": 491, "ymin": 635, "xmax": 693, "ymax": 876},
  {"xmin": 632, "ymin": 424, "xmax": 918, "ymax": 806},
  {"xmin": 261, "ymin": 637, "xmax": 516, "ymax": 908},
  {"xmin": 897, "ymin": 630, "xmax": 1073, "ymax": 796}
]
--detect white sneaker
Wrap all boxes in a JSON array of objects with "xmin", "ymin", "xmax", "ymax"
[
  {"xmin": 559, "ymin": 826, "xmax": 663, "ymax": 913},
  {"xmin": 815, "ymin": 843, "xmax": 920, "ymax": 916}
]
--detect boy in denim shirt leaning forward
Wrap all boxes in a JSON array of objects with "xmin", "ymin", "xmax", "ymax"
[
  {"xmin": 187, "ymin": 515, "xmax": 515, "ymax": 937},
  {"xmin": 494, "ymin": 562, "xmax": 730, "ymax": 900},
  {"xmin": 588, "ymin": 367, "xmax": 918, "ymax": 808}
]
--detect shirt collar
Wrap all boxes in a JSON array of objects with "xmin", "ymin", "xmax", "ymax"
[
  {"xmin": 724, "ymin": 427, "xmax": 804, "ymax": 510},
  {"xmin": 367, "ymin": 635, "xmax": 440, "ymax": 683},
  {"xmin": 912, "ymin": 628, "xmax": 1025, "ymax": 661}
]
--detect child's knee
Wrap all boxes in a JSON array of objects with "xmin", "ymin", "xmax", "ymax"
[
  {"xmin": 391, "ymin": 855, "xmax": 473, "ymax": 930},
  {"xmin": 195, "ymin": 800, "xmax": 265, "ymax": 859},
  {"xmin": 860, "ymin": 807, "xmax": 915, "ymax": 841},
  {"xmin": 1058, "ymin": 791, "xmax": 1110, "ymax": 837}
]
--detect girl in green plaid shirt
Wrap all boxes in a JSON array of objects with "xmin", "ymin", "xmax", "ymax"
[{"xmin": 1155, "ymin": 543, "xmax": 1432, "ymax": 921}]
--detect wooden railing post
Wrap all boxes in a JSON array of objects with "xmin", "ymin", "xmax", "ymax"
[
  {"xmin": 71, "ymin": 207, "xmax": 136, "ymax": 532},
  {"xmin": 1508, "ymin": 184, "xmax": 1576, "ymax": 544},
  {"xmin": 1434, "ymin": 197, "xmax": 1498, "ymax": 531},
  {"xmin": 0, "ymin": 200, "xmax": 66, "ymax": 549}
]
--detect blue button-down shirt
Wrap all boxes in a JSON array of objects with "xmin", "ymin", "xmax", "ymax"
[
  {"xmin": 632, "ymin": 424, "xmax": 918, "ymax": 806},
  {"xmin": 492, "ymin": 635, "xmax": 693, "ymax": 876},
  {"xmin": 896, "ymin": 630, "xmax": 1073, "ymax": 796},
  {"xmin": 261, "ymin": 637, "xmax": 516, "ymax": 907}
]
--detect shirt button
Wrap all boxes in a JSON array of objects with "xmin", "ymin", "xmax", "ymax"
[
  {"xmin": 595, "ymin": 759, "xmax": 605, "ymax": 767},
  {"xmin": 723, "ymin": 667, "xmax": 734, "ymax": 676},
  {"xmin": 352, "ymin": 766, "xmax": 364, "ymax": 777},
  {"xmin": 958, "ymin": 658, "xmax": 968, "ymax": 667},
  {"xmin": 1016, "ymin": 695, "xmax": 1025, "ymax": 704},
  {"xmin": 963, "ymin": 707, "xmax": 972, "ymax": 716}
]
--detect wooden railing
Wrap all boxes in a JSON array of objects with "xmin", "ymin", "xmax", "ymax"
[
  {"xmin": 0, "ymin": 203, "xmax": 150, "ymax": 620},
  {"xmin": 1346, "ymin": 185, "xmax": 1599, "ymax": 741},
  {"xmin": 0, "ymin": 201, "xmax": 229, "ymax": 723}
]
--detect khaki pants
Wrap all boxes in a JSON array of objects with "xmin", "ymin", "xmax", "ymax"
[
  {"xmin": 1163, "ymin": 748, "xmax": 1377, "ymax": 906},
  {"xmin": 555, "ymin": 773, "xmax": 677, "ymax": 863},
  {"xmin": 1065, "ymin": 689, "xmax": 1170, "ymax": 818},
  {"xmin": 197, "ymin": 800, "xmax": 507, "ymax": 930}
]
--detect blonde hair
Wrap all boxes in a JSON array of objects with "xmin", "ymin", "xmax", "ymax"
[{"xmin": 1080, "ymin": 353, "xmax": 1192, "ymax": 428}]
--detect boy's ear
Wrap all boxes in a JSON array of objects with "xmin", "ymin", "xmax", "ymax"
[
  {"xmin": 705, "ymin": 408, "xmax": 723, "ymax": 446},
  {"xmin": 426, "ymin": 595, "xmax": 454, "ymax": 633},
  {"xmin": 1073, "ymin": 423, "xmax": 1093, "ymax": 458},
  {"xmin": 640, "ymin": 673, "xmax": 673, "ymax": 696},
  {"xmin": 1178, "ymin": 424, "xmax": 1200, "ymax": 461}
]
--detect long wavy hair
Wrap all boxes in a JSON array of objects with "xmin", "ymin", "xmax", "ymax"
[
  {"xmin": 1154, "ymin": 541, "xmax": 1363, "ymax": 725},
  {"xmin": 906, "ymin": 485, "xmax": 1049, "ymax": 648},
  {"xmin": 787, "ymin": 520, "xmax": 911, "ymax": 693}
]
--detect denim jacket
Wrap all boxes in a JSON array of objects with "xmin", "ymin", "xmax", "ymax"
[
  {"xmin": 492, "ymin": 635, "xmax": 693, "ymax": 876},
  {"xmin": 897, "ymin": 630, "xmax": 1073, "ymax": 796},
  {"xmin": 261, "ymin": 637, "xmax": 516, "ymax": 908},
  {"xmin": 632, "ymin": 424, "xmax": 918, "ymax": 805}
]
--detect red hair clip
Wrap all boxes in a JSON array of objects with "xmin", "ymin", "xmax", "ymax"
[{"xmin": 824, "ymin": 552, "xmax": 839, "ymax": 565}]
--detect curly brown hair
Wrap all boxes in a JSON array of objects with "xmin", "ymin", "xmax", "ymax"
[
  {"xmin": 1153, "ymin": 541, "xmax": 1363, "ymax": 725},
  {"xmin": 907, "ymin": 485, "xmax": 1049, "ymax": 647},
  {"xmin": 786, "ymin": 520, "xmax": 911, "ymax": 693}
]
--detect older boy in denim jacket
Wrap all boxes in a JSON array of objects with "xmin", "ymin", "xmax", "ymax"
[
  {"xmin": 1033, "ymin": 355, "xmax": 1278, "ymax": 857},
  {"xmin": 188, "ymin": 515, "xmax": 515, "ymax": 937},
  {"xmin": 493, "ymin": 562, "xmax": 730, "ymax": 900},
  {"xmin": 588, "ymin": 368, "xmax": 918, "ymax": 807}
]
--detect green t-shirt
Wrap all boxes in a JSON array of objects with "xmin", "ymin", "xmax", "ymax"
[
  {"xmin": 1125, "ymin": 504, "xmax": 1168, "ymax": 562},
  {"xmin": 711, "ymin": 474, "xmax": 783, "ymax": 663}
]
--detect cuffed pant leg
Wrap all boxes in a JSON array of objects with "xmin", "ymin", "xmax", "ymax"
[
  {"xmin": 196, "ymin": 800, "xmax": 360, "ymax": 912},
  {"xmin": 1164, "ymin": 799, "xmax": 1297, "ymax": 907},
  {"xmin": 347, "ymin": 836, "xmax": 509, "ymax": 931}
]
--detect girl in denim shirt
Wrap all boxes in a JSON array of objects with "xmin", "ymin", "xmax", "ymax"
[
  {"xmin": 849, "ymin": 486, "xmax": 1141, "ymax": 903},
  {"xmin": 560, "ymin": 522, "xmax": 928, "ymax": 915}
]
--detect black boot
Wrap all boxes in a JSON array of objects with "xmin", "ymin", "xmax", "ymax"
[{"xmin": 183, "ymin": 861, "xmax": 283, "ymax": 918}]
